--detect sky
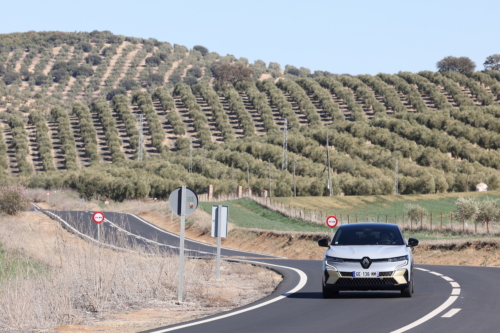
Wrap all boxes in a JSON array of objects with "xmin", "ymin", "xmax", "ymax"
[{"xmin": 1, "ymin": 0, "xmax": 499, "ymax": 75}]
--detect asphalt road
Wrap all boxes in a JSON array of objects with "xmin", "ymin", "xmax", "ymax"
[{"xmin": 36, "ymin": 206, "xmax": 499, "ymax": 333}]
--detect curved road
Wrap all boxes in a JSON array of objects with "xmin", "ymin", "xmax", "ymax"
[{"xmin": 35, "ymin": 206, "xmax": 499, "ymax": 333}]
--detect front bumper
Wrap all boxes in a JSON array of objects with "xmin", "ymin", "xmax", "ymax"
[{"xmin": 323, "ymin": 267, "xmax": 410, "ymax": 291}]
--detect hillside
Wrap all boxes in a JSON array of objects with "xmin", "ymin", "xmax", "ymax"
[{"xmin": 1, "ymin": 31, "xmax": 500, "ymax": 201}]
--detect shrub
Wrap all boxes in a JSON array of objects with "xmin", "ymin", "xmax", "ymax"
[
  {"xmin": 404, "ymin": 204, "xmax": 428, "ymax": 222},
  {"xmin": 72, "ymin": 64, "xmax": 94, "ymax": 78},
  {"xmin": 145, "ymin": 56, "xmax": 161, "ymax": 66},
  {"xmin": 119, "ymin": 78, "xmax": 139, "ymax": 91},
  {"xmin": 158, "ymin": 52, "xmax": 169, "ymax": 61},
  {"xmin": 35, "ymin": 74, "xmax": 48, "ymax": 86},
  {"xmin": 85, "ymin": 54, "xmax": 102, "ymax": 66},
  {"xmin": 193, "ymin": 45, "xmax": 208, "ymax": 56},
  {"xmin": 81, "ymin": 42, "xmax": 92, "ymax": 52},
  {"xmin": 145, "ymin": 73, "xmax": 163, "ymax": 86},
  {"xmin": 183, "ymin": 76, "xmax": 198, "ymax": 86},
  {"xmin": 187, "ymin": 67, "xmax": 202, "ymax": 78},
  {"xmin": 106, "ymin": 88, "xmax": 127, "ymax": 101},
  {"xmin": 101, "ymin": 46, "xmax": 116, "ymax": 57},
  {"xmin": 3, "ymin": 72, "xmax": 20, "ymax": 85},
  {"xmin": 0, "ymin": 185, "xmax": 31, "ymax": 215}
]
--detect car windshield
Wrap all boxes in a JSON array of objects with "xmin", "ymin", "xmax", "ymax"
[{"xmin": 331, "ymin": 225, "xmax": 404, "ymax": 246}]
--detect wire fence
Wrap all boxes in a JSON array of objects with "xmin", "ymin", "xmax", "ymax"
[{"xmin": 199, "ymin": 193, "xmax": 498, "ymax": 235}]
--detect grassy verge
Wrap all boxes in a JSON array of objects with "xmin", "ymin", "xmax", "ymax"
[
  {"xmin": 273, "ymin": 191, "xmax": 500, "ymax": 223},
  {"xmin": 200, "ymin": 199, "xmax": 332, "ymax": 232}
]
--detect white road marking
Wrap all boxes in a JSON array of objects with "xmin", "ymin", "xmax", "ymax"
[
  {"xmin": 442, "ymin": 308, "xmax": 461, "ymax": 318},
  {"xmin": 391, "ymin": 296, "xmax": 458, "ymax": 333},
  {"xmin": 129, "ymin": 213, "xmax": 285, "ymax": 259},
  {"xmin": 391, "ymin": 268, "xmax": 463, "ymax": 333},
  {"xmin": 148, "ymin": 261, "xmax": 308, "ymax": 332}
]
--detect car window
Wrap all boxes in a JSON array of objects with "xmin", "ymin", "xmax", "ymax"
[{"xmin": 332, "ymin": 226, "xmax": 404, "ymax": 245}]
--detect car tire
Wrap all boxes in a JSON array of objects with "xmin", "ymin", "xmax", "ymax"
[
  {"xmin": 401, "ymin": 278, "xmax": 414, "ymax": 298},
  {"xmin": 322, "ymin": 285, "xmax": 339, "ymax": 298}
]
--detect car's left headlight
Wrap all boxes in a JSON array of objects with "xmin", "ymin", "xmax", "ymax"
[
  {"xmin": 325, "ymin": 256, "xmax": 343, "ymax": 268},
  {"xmin": 388, "ymin": 255, "xmax": 408, "ymax": 263}
]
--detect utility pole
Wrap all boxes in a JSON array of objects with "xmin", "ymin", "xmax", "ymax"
[
  {"xmin": 246, "ymin": 162, "xmax": 250, "ymax": 192},
  {"xmin": 326, "ymin": 130, "xmax": 332, "ymax": 196},
  {"xmin": 293, "ymin": 155, "xmax": 296, "ymax": 197},
  {"xmin": 188, "ymin": 137, "xmax": 193, "ymax": 173},
  {"xmin": 282, "ymin": 118, "xmax": 288, "ymax": 171},
  {"xmin": 137, "ymin": 114, "xmax": 144, "ymax": 162},
  {"xmin": 268, "ymin": 159, "xmax": 272, "ymax": 198},
  {"xmin": 466, "ymin": 151, "xmax": 470, "ymax": 192},
  {"xmin": 394, "ymin": 159, "xmax": 399, "ymax": 195}
]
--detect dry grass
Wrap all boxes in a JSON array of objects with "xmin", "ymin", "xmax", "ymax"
[{"xmin": 0, "ymin": 207, "xmax": 281, "ymax": 331}]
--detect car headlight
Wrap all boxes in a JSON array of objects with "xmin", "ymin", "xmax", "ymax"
[
  {"xmin": 326, "ymin": 256, "xmax": 344, "ymax": 267},
  {"xmin": 388, "ymin": 255, "xmax": 409, "ymax": 262}
]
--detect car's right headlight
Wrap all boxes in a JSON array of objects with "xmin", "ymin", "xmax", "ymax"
[{"xmin": 326, "ymin": 256, "xmax": 344, "ymax": 268}]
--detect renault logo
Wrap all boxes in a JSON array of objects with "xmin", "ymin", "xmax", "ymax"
[{"xmin": 361, "ymin": 257, "xmax": 371, "ymax": 269}]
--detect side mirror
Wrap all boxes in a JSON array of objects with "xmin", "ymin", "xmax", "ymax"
[
  {"xmin": 318, "ymin": 238, "xmax": 330, "ymax": 247},
  {"xmin": 407, "ymin": 238, "xmax": 419, "ymax": 247}
]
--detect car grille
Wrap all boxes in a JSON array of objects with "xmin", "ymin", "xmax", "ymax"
[
  {"xmin": 336, "ymin": 278, "xmax": 398, "ymax": 285},
  {"xmin": 339, "ymin": 271, "xmax": 393, "ymax": 277}
]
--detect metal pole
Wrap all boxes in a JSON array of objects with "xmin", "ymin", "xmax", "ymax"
[
  {"xmin": 178, "ymin": 186, "xmax": 187, "ymax": 303},
  {"xmin": 268, "ymin": 160, "xmax": 272, "ymax": 198},
  {"xmin": 216, "ymin": 205, "xmax": 222, "ymax": 280},
  {"xmin": 246, "ymin": 162, "xmax": 250, "ymax": 192},
  {"xmin": 394, "ymin": 159, "xmax": 399, "ymax": 195},
  {"xmin": 293, "ymin": 155, "xmax": 296, "ymax": 197},
  {"xmin": 282, "ymin": 118, "xmax": 288, "ymax": 170},
  {"xmin": 326, "ymin": 130, "xmax": 332, "ymax": 196}
]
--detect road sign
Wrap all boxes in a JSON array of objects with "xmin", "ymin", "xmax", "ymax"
[
  {"xmin": 92, "ymin": 212, "xmax": 104, "ymax": 224},
  {"xmin": 326, "ymin": 215, "xmax": 338, "ymax": 228},
  {"xmin": 46, "ymin": 192, "xmax": 50, "ymax": 196},
  {"xmin": 169, "ymin": 187, "xmax": 198, "ymax": 216},
  {"xmin": 211, "ymin": 205, "xmax": 228, "ymax": 238},
  {"xmin": 168, "ymin": 186, "xmax": 199, "ymax": 303},
  {"xmin": 104, "ymin": 201, "xmax": 109, "ymax": 205},
  {"xmin": 212, "ymin": 205, "xmax": 228, "ymax": 280}
]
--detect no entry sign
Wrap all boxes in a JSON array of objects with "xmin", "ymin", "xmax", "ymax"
[
  {"xmin": 326, "ymin": 216, "xmax": 338, "ymax": 228},
  {"xmin": 92, "ymin": 212, "xmax": 104, "ymax": 224}
]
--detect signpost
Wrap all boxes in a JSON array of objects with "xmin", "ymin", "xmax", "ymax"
[
  {"xmin": 211, "ymin": 205, "xmax": 228, "ymax": 280},
  {"xmin": 326, "ymin": 216, "xmax": 338, "ymax": 228},
  {"xmin": 326, "ymin": 215, "xmax": 338, "ymax": 240},
  {"xmin": 46, "ymin": 192, "xmax": 50, "ymax": 204},
  {"xmin": 169, "ymin": 186, "xmax": 198, "ymax": 303},
  {"xmin": 92, "ymin": 211, "xmax": 104, "ymax": 244}
]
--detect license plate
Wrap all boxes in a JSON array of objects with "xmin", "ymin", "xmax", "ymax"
[{"xmin": 352, "ymin": 271, "xmax": 379, "ymax": 277}]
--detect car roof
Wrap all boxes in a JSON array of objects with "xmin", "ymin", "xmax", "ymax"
[{"xmin": 338, "ymin": 223, "xmax": 400, "ymax": 229}]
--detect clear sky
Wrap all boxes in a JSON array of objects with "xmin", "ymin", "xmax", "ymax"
[{"xmin": 1, "ymin": 0, "xmax": 498, "ymax": 75}]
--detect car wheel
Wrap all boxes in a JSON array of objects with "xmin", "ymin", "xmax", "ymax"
[
  {"xmin": 322, "ymin": 285, "xmax": 339, "ymax": 298},
  {"xmin": 401, "ymin": 278, "xmax": 414, "ymax": 298}
]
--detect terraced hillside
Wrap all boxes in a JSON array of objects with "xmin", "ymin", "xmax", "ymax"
[{"xmin": 1, "ymin": 31, "xmax": 500, "ymax": 200}]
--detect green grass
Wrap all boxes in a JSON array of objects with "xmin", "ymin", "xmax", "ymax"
[
  {"xmin": 273, "ymin": 191, "xmax": 500, "ymax": 224},
  {"xmin": 402, "ymin": 229, "xmax": 500, "ymax": 242},
  {"xmin": 0, "ymin": 245, "xmax": 42, "ymax": 282},
  {"xmin": 199, "ymin": 199, "xmax": 332, "ymax": 233}
]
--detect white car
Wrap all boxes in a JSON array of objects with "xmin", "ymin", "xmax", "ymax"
[{"xmin": 318, "ymin": 223, "xmax": 418, "ymax": 298}]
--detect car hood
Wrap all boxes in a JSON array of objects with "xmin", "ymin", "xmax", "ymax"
[{"xmin": 325, "ymin": 245, "xmax": 407, "ymax": 259}]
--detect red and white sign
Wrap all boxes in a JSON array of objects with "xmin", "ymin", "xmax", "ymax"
[
  {"xmin": 104, "ymin": 201, "xmax": 109, "ymax": 205},
  {"xmin": 46, "ymin": 192, "xmax": 50, "ymax": 196},
  {"xmin": 92, "ymin": 212, "xmax": 105, "ymax": 224},
  {"xmin": 326, "ymin": 216, "xmax": 338, "ymax": 228}
]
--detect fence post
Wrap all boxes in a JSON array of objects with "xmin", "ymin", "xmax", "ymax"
[
  {"xmin": 355, "ymin": 215, "xmax": 358, "ymax": 223},
  {"xmin": 440, "ymin": 213, "xmax": 442, "ymax": 231},
  {"xmin": 386, "ymin": 215, "xmax": 388, "ymax": 223},
  {"xmin": 487, "ymin": 216, "xmax": 490, "ymax": 234},
  {"xmin": 410, "ymin": 216, "xmax": 413, "ymax": 230},
  {"xmin": 430, "ymin": 212, "xmax": 432, "ymax": 231},
  {"xmin": 462, "ymin": 214, "xmax": 465, "ymax": 232},
  {"xmin": 348, "ymin": 214, "xmax": 350, "ymax": 224},
  {"xmin": 474, "ymin": 218, "xmax": 477, "ymax": 234},
  {"xmin": 420, "ymin": 212, "xmax": 423, "ymax": 230},
  {"xmin": 450, "ymin": 212, "xmax": 453, "ymax": 231},
  {"xmin": 402, "ymin": 214, "xmax": 404, "ymax": 229},
  {"xmin": 394, "ymin": 215, "xmax": 396, "ymax": 225}
]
